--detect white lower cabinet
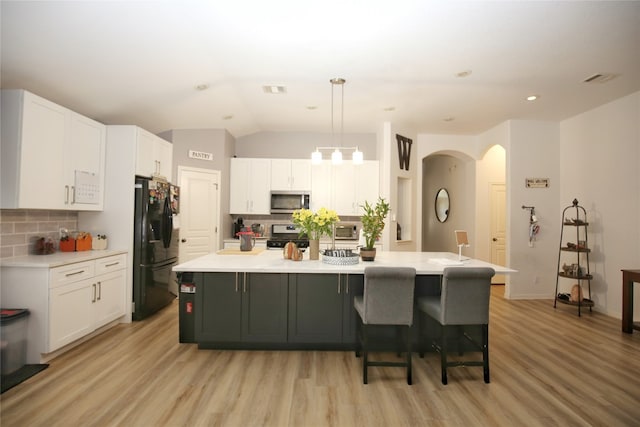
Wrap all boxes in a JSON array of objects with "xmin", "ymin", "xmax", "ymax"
[
  {"xmin": 93, "ymin": 269, "xmax": 127, "ymax": 327},
  {"xmin": 0, "ymin": 252, "xmax": 127, "ymax": 362},
  {"xmin": 49, "ymin": 278, "xmax": 95, "ymax": 351},
  {"xmin": 48, "ymin": 255, "xmax": 126, "ymax": 352},
  {"xmin": 49, "ymin": 256, "xmax": 126, "ymax": 351}
]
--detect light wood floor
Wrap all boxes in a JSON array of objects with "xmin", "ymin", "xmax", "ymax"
[{"xmin": 2, "ymin": 286, "xmax": 640, "ymax": 427}]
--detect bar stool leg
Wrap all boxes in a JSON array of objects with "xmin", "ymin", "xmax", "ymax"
[{"xmin": 441, "ymin": 325, "xmax": 448, "ymax": 385}]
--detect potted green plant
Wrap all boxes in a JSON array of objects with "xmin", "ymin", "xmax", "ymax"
[{"xmin": 360, "ymin": 197, "xmax": 390, "ymax": 261}]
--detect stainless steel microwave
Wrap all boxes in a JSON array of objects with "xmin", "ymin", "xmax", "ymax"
[
  {"xmin": 270, "ymin": 191, "xmax": 310, "ymax": 214},
  {"xmin": 334, "ymin": 223, "xmax": 359, "ymax": 240}
]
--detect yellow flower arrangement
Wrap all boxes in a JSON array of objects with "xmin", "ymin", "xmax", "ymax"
[{"xmin": 291, "ymin": 207, "xmax": 340, "ymax": 240}]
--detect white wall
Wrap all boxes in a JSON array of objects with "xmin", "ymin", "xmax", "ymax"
[
  {"xmin": 474, "ymin": 144, "xmax": 506, "ymax": 263},
  {"xmin": 559, "ymin": 91, "xmax": 640, "ymax": 318},
  {"xmin": 505, "ymin": 120, "xmax": 561, "ymax": 300},
  {"xmin": 235, "ymin": 131, "xmax": 377, "ymax": 160},
  {"xmin": 377, "ymin": 122, "xmax": 418, "ymax": 251},
  {"xmin": 159, "ymin": 128, "xmax": 235, "ymax": 247}
]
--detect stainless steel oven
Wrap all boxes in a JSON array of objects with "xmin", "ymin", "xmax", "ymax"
[
  {"xmin": 266, "ymin": 224, "xmax": 309, "ymax": 249},
  {"xmin": 334, "ymin": 223, "xmax": 359, "ymax": 240}
]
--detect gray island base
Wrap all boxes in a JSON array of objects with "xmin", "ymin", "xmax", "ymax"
[{"xmin": 174, "ymin": 251, "xmax": 515, "ymax": 351}]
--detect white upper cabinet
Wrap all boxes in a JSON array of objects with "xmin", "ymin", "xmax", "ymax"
[
  {"xmin": 353, "ymin": 161, "xmax": 381, "ymax": 215},
  {"xmin": 310, "ymin": 161, "xmax": 332, "ymax": 211},
  {"xmin": 135, "ymin": 128, "xmax": 173, "ymax": 180},
  {"xmin": 67, "ymin": 112, "xmax": 106, "ymax": 210},
  {"xmin": 229, "ymin": 158, "xmax": 271, "ymax": 214},
  {"xmin": 271, "ymin": 159, "xmax": 311, "ymax": 191},
  {"xmin": 311, "ymin": 160, "xmax": 379, "ymax": 215},
  {"xmin": 0, "ymin": 89, "xmax": 105, "ymax": 210}
]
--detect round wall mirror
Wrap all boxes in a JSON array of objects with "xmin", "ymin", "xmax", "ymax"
[{"xmin": 435, "ymin": 188, "xmax": 450, "ymax": 222}]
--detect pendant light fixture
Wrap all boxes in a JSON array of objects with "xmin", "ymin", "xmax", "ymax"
[
  {"xmin": 331, "ymin": 78, "xmax": 345, "ymax": 165},
  {"xmin": 311, "ymin": 78, "xmax": 363, "ymax": 165}
]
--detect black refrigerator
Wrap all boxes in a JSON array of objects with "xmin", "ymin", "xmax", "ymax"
[{"xmin": 133, "ymin": 176, "xmax": 180, "ymax": 321}]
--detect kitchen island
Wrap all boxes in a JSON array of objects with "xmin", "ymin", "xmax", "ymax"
[{"xmin": 174, "ymin": 251, "xmax": 515, "ymax": 351}]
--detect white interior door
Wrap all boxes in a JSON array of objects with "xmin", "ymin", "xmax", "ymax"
[
  {"xmin": 178, "ymin": 167, "xmax": 220, "ymax": 263},
  {"xmin": 490, "ymin": 183, "xmax": 506, "ymax": 284}
]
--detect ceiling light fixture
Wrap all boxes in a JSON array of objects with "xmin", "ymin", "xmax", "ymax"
[
  {"xmin": 526, "ymin": 95, "xmax": 539, "ymax": 101},
  {"xmin": 311, "ymin": 78, "xmax": 363, "ymax": 165}
]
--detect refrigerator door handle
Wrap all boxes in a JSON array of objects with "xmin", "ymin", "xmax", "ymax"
[{"xmin": 162, "ymin": 196, "xmax": 173, "ymax": 249}]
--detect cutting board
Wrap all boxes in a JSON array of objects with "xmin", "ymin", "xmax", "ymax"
[{"xmin": 217, "ymin": 248, "xmax": 265, "ymax": 255}]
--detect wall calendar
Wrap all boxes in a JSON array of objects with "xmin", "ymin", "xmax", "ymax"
[{"xmin": 74, "ymin": 170, "xmax": 101, "ymax": 204}]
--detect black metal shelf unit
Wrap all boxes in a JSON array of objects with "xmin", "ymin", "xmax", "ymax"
[{"xmin": 554, "ymin": 199, "xmax": 593, "ymax": 316}]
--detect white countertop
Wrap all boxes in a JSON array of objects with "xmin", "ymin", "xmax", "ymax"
[
  {"xmin": 173, "ymin": 250, "xmax": 516, "ymax": 275},
  {"xmin": 0, "ymin": 249, "xmax": 128, "ymax": 268}
]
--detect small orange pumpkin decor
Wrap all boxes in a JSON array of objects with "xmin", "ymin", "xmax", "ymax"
[
  {"xmin": 292, "ymin": 248, "xmax": 303, "ymax": 261},
  {"xmin": 283, "ymin": 241, "xmax": 298, "ymax": 259}
]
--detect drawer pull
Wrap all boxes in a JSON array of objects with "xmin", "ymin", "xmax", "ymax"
[
  {"xmin": 65, "ymin": 270, "xmax": 85, "ymax": 277},
  {"xmin": 105, "ymin": 262, "xmax": 119, "ymax": 268}
]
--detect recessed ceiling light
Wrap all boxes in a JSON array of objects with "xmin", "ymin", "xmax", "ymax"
[
  {"xmin": 383, "ymin": 107, "xmax": 395, "ymax": 112},
  {"xmin": 455, "ymin": 70, "xmax": 472, "ymax": 78},
  {"xmin": 262, "ymin": 85, "xmax": 287, "ymax": 94},
  {"xmin": 195, "ymin": 84, "xmax": 209, "ymax": 91},
  {"xmin": 443, "ymin": 117, "xmax": 455, "ymax": 122},
  {"xmin": 306, "ymin": 105, "xmax": 318, "ymax": 110},
  {"xmin": 222, "ymin": 115, "xmax": 234, "ymax": 120},
  {"xmin": 526, "ymin": 95, "xmax": 539, "ymax": 101}
]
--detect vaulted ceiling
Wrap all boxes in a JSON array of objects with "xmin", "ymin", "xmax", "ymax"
[{"xmin": 2, "ymin": 1, "xmax": 639, "ymax": 137}]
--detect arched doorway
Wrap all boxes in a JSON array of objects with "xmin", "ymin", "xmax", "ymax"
[
  {"xmin": 421, "ymin": 145, "xmax": 506, "ymax": 279},
  {"xmin": 421, "ymin": 152, "xmax": 475, "ymax": 254}
]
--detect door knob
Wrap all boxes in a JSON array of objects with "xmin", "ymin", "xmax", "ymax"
[
  {"xmin": 492, "ymin": 238, "xmax": 498, "ymax": 242},
  {"xmin": 181, "ymin": 238, "xmax": 187, "ymax": 243}
]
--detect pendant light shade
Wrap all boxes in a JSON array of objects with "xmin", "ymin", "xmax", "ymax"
[
  {"xmin": 311, "ymin": 149, "xmax": 323, "ymax": 164},
  {"xmin": 352, "ymin": 148, "xmax": 363, "ymax": 164},
  {"xmin": 331, "ymin": 149, "xmax": 343, "ymax": 164}
]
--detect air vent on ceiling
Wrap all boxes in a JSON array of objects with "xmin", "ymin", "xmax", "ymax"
[
  {"xmin": 583, "ymin": 73, "xmax": 618, "ymax": 84},
  {"xmin": 262, "ymin": 85, "xmax": 287, "ymax": 94}
]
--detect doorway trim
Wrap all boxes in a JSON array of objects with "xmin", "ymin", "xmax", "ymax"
[{"xmin": 177, "ymin": 165, "xmax": 222, "ymax": 261}]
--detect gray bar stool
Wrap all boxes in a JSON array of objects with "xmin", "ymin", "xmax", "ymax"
[
  {"xmin": 354, "ymin": 266, "xmax": 416, "ymax": 384},
  {"xmin": 418, "ymin": 267, "xmax": 495, "ymax": 385}
]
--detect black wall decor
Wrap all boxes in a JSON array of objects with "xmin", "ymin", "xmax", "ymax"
[{"xmin": 396, "ymin": 134, "xmax": 412, "ymax": 171}]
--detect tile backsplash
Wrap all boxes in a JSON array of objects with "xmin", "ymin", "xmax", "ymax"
[{"xmin": 0, "ymin": 209, "xmax": 78, "ymax": 258}]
